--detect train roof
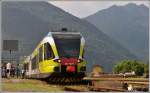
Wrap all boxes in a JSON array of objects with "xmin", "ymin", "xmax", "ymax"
[
  {"xmin": 47, "ymin": 31, "xmax": 82, "ymax": 39},
  {"xmin": 51, "ymin": 31, "xmax": 80, "ymax": 34},
  {"xmin": 47, "ymin": 31, "xmax": 81, "ymax": 36}
]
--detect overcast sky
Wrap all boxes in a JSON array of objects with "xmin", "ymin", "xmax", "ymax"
[{"xmin": 49, "ymin": 1, "xmax": 149, "ymax": 18}]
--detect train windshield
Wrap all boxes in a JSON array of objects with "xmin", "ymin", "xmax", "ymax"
[{"xmin": 53, "ymin": 34, "xmax": 80, "ymax": 58}]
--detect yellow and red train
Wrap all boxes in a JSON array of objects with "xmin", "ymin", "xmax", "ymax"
[{"xmin": 23, "ymin": 30, "xmax": 86, "ymax": 80}]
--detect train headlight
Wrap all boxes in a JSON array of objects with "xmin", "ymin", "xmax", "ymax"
[
  {"xmin": 58, "ymin": 59, "xmax": 61, "ymax": 62},
  {"xmin": 54, "ymin": 59, "xmax": 61, "ymax": 62}
]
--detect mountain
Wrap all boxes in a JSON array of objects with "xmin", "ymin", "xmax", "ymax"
[
  {"xmin": 84, "ymin": 3, "xmax": 149, "ymax": 60},
  {"xmin": 2, "ymin": 1, "xmax": 137, "ymax": 72}
]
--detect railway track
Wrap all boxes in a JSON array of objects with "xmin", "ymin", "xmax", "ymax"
[
  {"xmin": 64, "ymin": 86, "xmax": 89, "ymax": 92},
  {"xmin": 84, "ymin": 76, "xmax": 149, "ymax": 92},
  {"xmin": 88, "ymin": 86, "xmax": 127, "ymax": 92}
]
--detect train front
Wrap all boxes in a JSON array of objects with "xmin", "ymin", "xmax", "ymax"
[{"xmin": 52, "ymin": 32, "xmax": 86, "ymax": 78}]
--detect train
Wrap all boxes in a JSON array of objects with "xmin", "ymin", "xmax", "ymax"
[{"xmin": 23, "ymin": 29, "xmax": 86, "ymax": 81}]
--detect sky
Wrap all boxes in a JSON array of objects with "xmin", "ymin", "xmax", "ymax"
[{"xmin": 49, "ymin": 1, "xmax": 149, "ymax": 18}]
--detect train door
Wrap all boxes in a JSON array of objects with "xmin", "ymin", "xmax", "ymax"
[{"xmin": 43, "ymin": 42, "xmax": 55, "ymax": 73}]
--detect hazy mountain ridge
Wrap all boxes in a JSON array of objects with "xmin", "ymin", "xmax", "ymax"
[
  {"xmin": 85, "ymin": 3, "xmax": 149, "ymax": 60},
  {"xmin": 2, "ymin": 2, "xmax": 137, "ymax": 72}
]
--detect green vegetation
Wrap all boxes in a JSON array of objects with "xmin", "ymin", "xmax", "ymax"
[
  {"xmin": 2, "ymin": 79, "xmax": 64, "ymax": 92},
  {"xmin": 113, "ymin": 60, "xmax": 149, "ymax": 76}
]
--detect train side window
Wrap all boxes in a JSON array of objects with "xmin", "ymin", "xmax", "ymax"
[
  {"xmin": 44, "ymin": 43, "xmax": 53, "ymax": 60},
  {"xmin": 39, "ymin": 46, "xmax": 43, "ymax": 62},
  {"xmin": 32, "ymin": 56, "xmax": 36, "ymax": 70}
]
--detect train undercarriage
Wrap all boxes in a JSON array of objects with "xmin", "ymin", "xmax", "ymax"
[{"xmin": 44, "ymin": 72, "xmax": 87, "ymax": 84}]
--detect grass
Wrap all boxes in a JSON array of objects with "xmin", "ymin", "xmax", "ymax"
[{"xmin": 2, "ymin": 78, "xmax": 64, "ymax": 92}]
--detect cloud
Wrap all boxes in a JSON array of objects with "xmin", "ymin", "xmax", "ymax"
[{"xmin": 49, "ymin": 1, "xmax": 149, "ymax": 18}]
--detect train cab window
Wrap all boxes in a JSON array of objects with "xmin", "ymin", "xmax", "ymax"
[
  {"xmin": 39, "ymin": 46, "xmax": 43, "ymax": 62},
  {"xmin": 44, "ymin": 43, "xmax": 53, "ymax": 60},
  {"xmin": 54, "ymin": 38, "xmax": 80, "ymax": 58}
]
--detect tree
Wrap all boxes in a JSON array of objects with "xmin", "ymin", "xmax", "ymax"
[
  {"xmin": 113, "ymin": 60, "xmax": 146, "ymax": 76},
  {"xmin": 133, "ymin": 64, "xmax": 144, "ymax": 76}
]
